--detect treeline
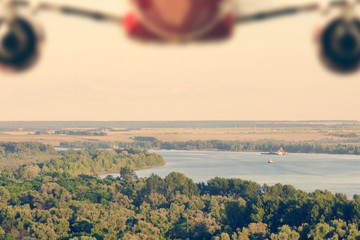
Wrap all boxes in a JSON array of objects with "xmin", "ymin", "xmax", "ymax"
[
  {"xmin": 60, "ymin": 141, "xmax": 153, "ymax": 150},
  {"xmin": 0, "ymin": 142, "xmax": 55, "ymax": 160},
  {"xmin": 55, "ymin": 130, "xmax": 107, "ymax": 136},
  {"xmin": 132, "ymin": 136, "xmax": 158, "ymax": 142},
  {"xmin": 0, "ymin": 169, "xmax": 360, "ymax": 239},
  {"xmin": 329, "ymin": 133, "xmax": 359, "ymax": 138},
  {"xmin": 0, "ymin": 142, "xmax": 164, "ymax": 177},
  {"xmin": 158, "ymin": 140, "xmax": 360, "ymax": 155},
  {"xmin": 60, "ymin": 139, "xmax": 360, "ymax": 155},
  {"xmin": 48, "ymin": 148, "xmax": 164, "ymax": 176},
  {"xmin": 15, "ymin": 148, "xmax": 164, "ymax": 177}
]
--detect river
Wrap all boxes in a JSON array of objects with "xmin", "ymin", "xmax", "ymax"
[{"xmin": 100, "ymin": 150, "xmax": 360, "ymax": 198}]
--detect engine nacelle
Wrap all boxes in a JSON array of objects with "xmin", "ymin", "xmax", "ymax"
[
  {"xmin": 315, "ymin": 15, "xmax": 360, "ymax": 73},
  {"xmin": 0, "ymin": 15, "xmax": 44, "ymax": 73}
]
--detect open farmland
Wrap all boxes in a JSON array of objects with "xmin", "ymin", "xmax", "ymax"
[{"xmin": 0, "ymin": 121, "xmax": 360, "ymax": 146}]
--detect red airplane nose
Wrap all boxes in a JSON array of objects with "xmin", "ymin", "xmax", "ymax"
[{"xmin": 130, "ymin": 0, "xmax": 227, "ymax": 40}]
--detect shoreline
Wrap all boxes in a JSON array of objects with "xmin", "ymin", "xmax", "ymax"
[
  {"xmin": 134, "ymin": 161, "xmax": 167, "ymax": 171},
  {"xmin": 55, "ymin": 146, "xmax": 360, "ymax": 156},
  {"xmin": 150, "ymin": 148, "xmax": 360, "ymax": 156},
  {"xmin": 96, "ymin": 161, "xmax": 167, "ymax": 177}
]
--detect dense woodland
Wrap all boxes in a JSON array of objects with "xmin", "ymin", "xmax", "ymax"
[
  {"xmin": 1, "ymin": 167, "xmax": 360, "ymax": 239},
  {"xmin": 0, "ymin": 142, "xmax": 164, "ymax": 176},
  {"xmin": 0, "ymin": 142, "xmax": 54, "ymax": 156},
  {"xmin": 1, "ymin": 142, "xmax": 360, "ymax": 239},
  {"xmin": 0, "ymin": 142, "xmax": 55, "ymax": 164},
  {"xmin": 60, "ymin": 139, "xmax": 360, "ymax": 155}
]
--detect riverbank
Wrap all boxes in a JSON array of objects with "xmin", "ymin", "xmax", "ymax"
[
  {"xmin": 96, "ymin": 161, "xmax": 167, "ymax": 177},
  {"xmin": 60, "ymin": 140, "xmax": 360, "ymax": 156},
  {"xmin": 149, "ymin": 148, "xmax": 360, "ymax": 157},
  {"xmin": 126, "ymin": 150, "xmax": 360, "ymax": 199}
]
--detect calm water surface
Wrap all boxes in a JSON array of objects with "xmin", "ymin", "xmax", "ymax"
[{"xmin": 101, "ymin": 150, "xmax": 360, "ymax": 198}]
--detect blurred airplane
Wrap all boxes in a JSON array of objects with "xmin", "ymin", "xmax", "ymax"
[{"xmin": 0, "ymin": 0, "xmax": 360, "ymax": 73}]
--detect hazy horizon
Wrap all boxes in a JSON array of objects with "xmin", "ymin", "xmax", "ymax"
[{"xmin": 0, "ymin": 120, "xmax": 358, "ymax": 122}]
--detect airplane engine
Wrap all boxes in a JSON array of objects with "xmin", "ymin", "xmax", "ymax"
[
  {"xmin": 0, "ymin": 15, "xmax": 44, "ymax": 73},
  {"xmin": 315, "ymin": 16, "xmax": 360, "ymax": 73}
]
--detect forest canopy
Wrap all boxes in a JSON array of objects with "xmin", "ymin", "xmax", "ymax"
[
  {"xmin": 0, "ymin": 141, "xmax": 360, "ymax": 239},
  {"xmin": 0, "ymin": 169, "xmax": 360, "ymax": 239},
  {"xmin": 0, "ymin": 142, "xmax": 164, "ymax": 176}
]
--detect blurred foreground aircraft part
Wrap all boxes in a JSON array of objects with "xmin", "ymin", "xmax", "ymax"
[
  {"xmin": 316, "ymin": 17, "xmax": 360, "ymax": 73},
  {"xmin": 314, "ymin": 0, "xmax": 360, "ymax": 73},
  {"xmin": 123, "ymin": 12, "xmax": 235, "ymax": 42},
  {"xmin": 0, "ymin": 11, "xmax": 44, "ymax": 72},
  {"xmin": 1, "ymin": 0, "xmax": 360, "ymax": 74},
  {"xmin": 128, "ymin": 0, "xmax": 235, "ymax": 41}
]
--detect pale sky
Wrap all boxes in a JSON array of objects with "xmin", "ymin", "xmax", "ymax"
[{"xmin": 0, "ymin": 0, "xmax": 360, "ymax": 121}]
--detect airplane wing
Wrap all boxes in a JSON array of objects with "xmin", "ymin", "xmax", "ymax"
[
  {"xmin": 10, "ymin": 0, "xmax": 358, "ymax": 24},
  {"xmin": 11, "ymin": 0, "xmax": 123, "ymax": 23},
  {"xmin": 12, "ymin": 0, "xmax": 360, "ymax": 24},
  {"xmin": 236, "ymin": 3, "xmax": 319, "ymax": 23},
  {"xmin": 236, "ymin": 0, "xmax": 358, "ymax": 23}
]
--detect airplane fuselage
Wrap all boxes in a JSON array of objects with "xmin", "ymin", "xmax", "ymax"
[{"xmin": 123, "ymin": 0, "xmax": 235, "ymax": 42}]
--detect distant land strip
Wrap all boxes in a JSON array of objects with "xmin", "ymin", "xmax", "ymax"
[
  {"xmin": 60, "ymin": 139, "xmax": 360, "ymax": 155},
  {"xmin": 0, "ymin": 120, "xmax": 359, "ymax": 131}
]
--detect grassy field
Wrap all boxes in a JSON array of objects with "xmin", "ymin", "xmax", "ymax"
[{"xmin": 1, "ymin": 124, "xmax": 360, "ymax": 146}]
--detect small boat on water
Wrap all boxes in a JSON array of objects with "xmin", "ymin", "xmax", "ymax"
[
  {"xmin": 268, "ymin": 159, "xmax": 274, "ymax": 164},
  {"xmin": 262, "ymin": 147, "xmax": 288, "ymax": 156}
]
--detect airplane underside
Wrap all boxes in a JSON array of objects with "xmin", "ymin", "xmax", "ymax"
[{"xmin": 123, "ymin": 13, "xmax": 236, "ymax": 42}]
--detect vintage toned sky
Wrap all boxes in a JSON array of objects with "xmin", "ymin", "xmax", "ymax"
[{"xmin": 0, "ymin": 0, "xmax": 360, "ymax": 121}]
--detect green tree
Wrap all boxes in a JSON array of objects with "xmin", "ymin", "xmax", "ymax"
[{"xmin": 119, "ymin": 167, "xmax": 138, "ymax": 183}]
